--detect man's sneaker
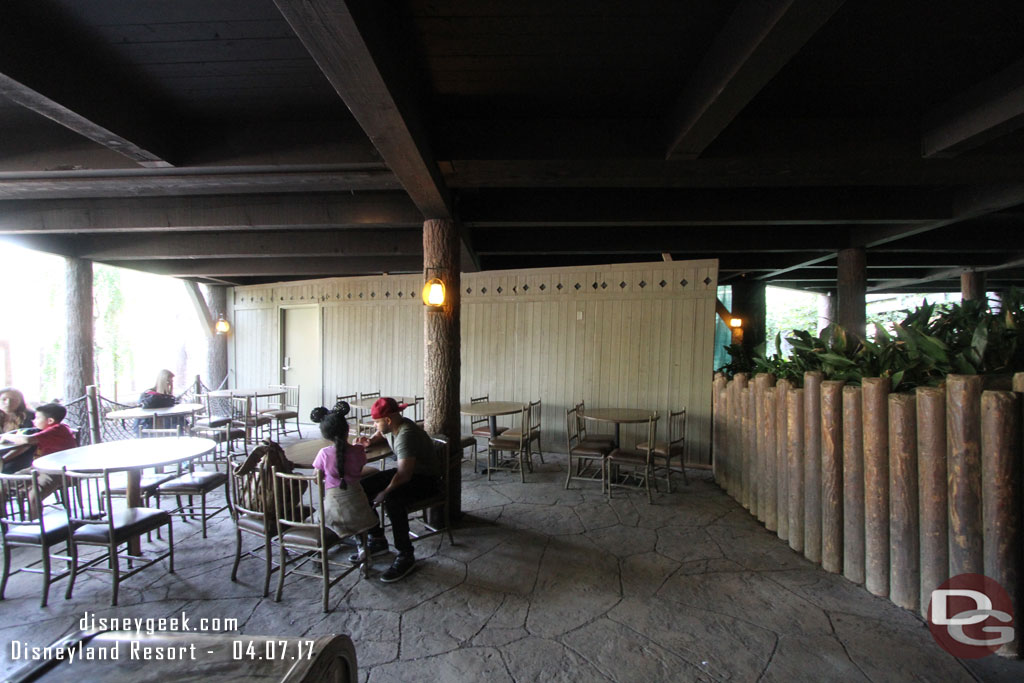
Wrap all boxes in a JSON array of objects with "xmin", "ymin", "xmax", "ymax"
[
  {"xmin": 348, "ymin": 537, "xmax": 389, "ymax": 564},
  {"xmin": 379, "ymin": 553, "xmax": 416, "ymax": 583}
]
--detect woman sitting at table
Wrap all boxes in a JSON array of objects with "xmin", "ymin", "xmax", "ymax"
[
  {"xmin": 310, "ymin": 401, "xmax": 378, "ymax": 543},
  {"xmin": 1, "ymin": 387, "xmax": 34, "ymax": 433},
  {"xmin": 136, "ymin": 369, "xmax": 181, "ymax": 433}
]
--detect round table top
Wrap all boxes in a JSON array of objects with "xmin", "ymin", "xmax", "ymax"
[
  {"xmin": 206, "ymin": 388, "xmax": 286, "ymax": 398},
  {"xmin": 460, "ymin": 401, "xmax": 526, "ymax": 417},
  {"xmin": 285, "ymin": 438, "xmax": 392, "ymax": 468},
  {"xmin": 33, "ymin": 437, "xmax": 217, "ymax": 474},
  {"xmin": 104, "ymin": 403, "xmax": 204, "ymax": 420},
  {"xmin": 580, "ymin": 408, "xmax": 656, "ymax": 424}
]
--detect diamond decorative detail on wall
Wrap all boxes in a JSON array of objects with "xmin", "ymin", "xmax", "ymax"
[
  {"xmin": 385, "ymin": 291, "xmax": 390, "ymax": 298},
  {"xmin": 398, "ymin": 291, "xmax": 404, "ymax": 298},
  {"xmin": 370, "ymin": 292, "xmax": 376, "ymax": 298},
  {"xmin": 574, "ymin": 283, "xmax": 581, "ymax": 290},
  {"xmin": 600, "ymin": 282, "xmax": 608, "ymax": 289},
  {"xmin": 289, "ymin": 296, "xmax": 294, "ymax": 300},
  {"xmin": 481, "ymin": 287, "xmax": 487, "ymax": 294},
  {"xmin": 619, "ymin": 281, "xmax": 626, "ymax": 289},
  {"xmin": 512, "ymin": 286, "xmax": 517, "ymax": 293},
  {"xmin": 680, "ymin": 279, "xmax": 688, "ymax": 287},
  {"xmin": 639, "ymin": 280, "xmax": 646, "ymax": 288},
  {"xmin": 358, "ymin": 293, "xmax": 364, "ymax": 299},
  {"xmin": 704, "ymin": 276, "xmax": 713, "ymax": 285},
  {"xmin": 280, "ymin": 297, "xmax": 285, "ymax": 301},
  {"xmin": 466, "ymin": 287, "xmax": 472, "ymax": 294},
  {"xmin": 592, "ymin": 282, "xmax": 598, "ymax": 289},
  {"xmin": 557, "ymin": 283, "xmax": 563, "ymax": 290},
  {"xmin": 522, "ymin": 284, "xmax": 529, "ymax": 291},
  {"xmin": 659, "ymin": 280, "xmax": 667, "ymax": 288},
  {"xmin": 497, "ymin": 287, "xmax": 503, "ymax": 293},
  {"xmin": 539, "ymin": 283, "xmax": 546, "ymax": 291}
]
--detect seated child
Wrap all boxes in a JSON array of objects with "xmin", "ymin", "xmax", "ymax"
[
  {"xmin": 0, "ymin": 403, "xmax": 78, "ymax": 517},
  {"xmin": 310, "ymin": 401, "xmax": 379, "ymax": 545}
]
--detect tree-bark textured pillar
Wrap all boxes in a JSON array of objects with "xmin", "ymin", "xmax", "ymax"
[
  {"xmin": 837, "ymin": 247, "xmax": 866, "ymax": 340},
  {"xmin": 423, "ymin": 218, "xmax": 462, "ymax": 520},
  {"xmin": 730, "ymin": 278, "xmax": 766, "ymax": 357},
  {"xmin": 205, "ymin": 285, "xmax": 229, "ymax": 389},
  {"xmin": 960, "ymin": 271, "xmax": 986, "ymax": 302},
  {"xmin": 818, "ymin": 292, "xmax": 835, "ymax": 334},
  {"xmin": 64, "ymin": 257, "xmax": 94, "ymax": 400}
]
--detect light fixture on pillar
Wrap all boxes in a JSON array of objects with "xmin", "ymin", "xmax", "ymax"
[
  {"xmin": 729, "ymin": 317, "xmax": 744, "ymax": 345},
  {"xmin": 214, "ymin": 314, "xmax": 231, "ymax": 335},
  {"xmin": 422, "ymin": 267, "xmax": 446, "ymax": 308}
]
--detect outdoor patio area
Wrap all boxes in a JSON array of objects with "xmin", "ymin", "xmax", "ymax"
[{"xmin": 2, "ymin": 439, "xmax": 1021, "ymax": 682}]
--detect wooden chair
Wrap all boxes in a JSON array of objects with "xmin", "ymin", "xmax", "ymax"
[
  {"xmin": 637, "ymin": 407, "xmax": 688, "ymax": 492},
  {"xmin": 502, "ymin": 399, "xmax": 543, "ymax": 463},
  {"xmin": 228, "ymin": 454, "xmax": 279, "ymax": 597},
  {"xmin": 272, "ymin": 468, "xmax": 369, "ymax": 612},
  {"xmin": 192, "ymin": 392, "xmax": 232, "ymax": 430},
  {"xmin": 576, "ymin": 401, "xmax": 616, "ymax": 451},
  {"xmin": 564, "ymin": 406, "xmax": 611, "ymax": 490},
  {"xmin": 486, "ymin": 405, "xmax": 532, "ymax": 482},
  {"xmin": 231, "ymin": 396, "xmax": 272, "ymax": 444},
  {"xmin": 0, "ymin": 471, "xmax": 74, "ymax": 607},
  {"xmin": 106, "ymin": 427, "xmax": 180, "ymax": 512},
  {"xmin": 606, "ymin": 414, "xmax": 659, "ymax": 503},
  {"xmin": 412, "ymin": 396, "xmax": 425, "ymax": 427},
  {"xmin": 460, "ymin": 395, "xmax": 500, "ymax": 471},
  {"xmin": 356, "ymin": 392, "xmax": 380, "ymax": 437},
  {"xmin": 260, "ymin": 384, "xmax": 302, "ymax": 441},
  {"xmin": 158, "ymin": 429, "xmax": 230, "ymax": 539},
  {"xmin": 62, "ymin": 468, "xmax": 174, "ymax": 606},
  {"xmin": 376, "ymin": 436, "xmax": 455, "ymax": 546}
]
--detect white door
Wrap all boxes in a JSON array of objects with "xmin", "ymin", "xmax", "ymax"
[{"xmin": 281, "ymin": 306, "xmax": 320, "ymax": 420}]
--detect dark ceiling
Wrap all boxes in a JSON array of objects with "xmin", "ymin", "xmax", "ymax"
[{"xmin": 1, "ymin": 0, "xmax": 1024, "ymax": 293}]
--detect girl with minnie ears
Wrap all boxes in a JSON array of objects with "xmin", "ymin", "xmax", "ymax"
[{"xmin": 309, "ymin": 400, "xmax": 380, "ymax": 541}]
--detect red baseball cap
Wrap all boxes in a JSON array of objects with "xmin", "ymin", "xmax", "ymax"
[{"xmin": 371, "ymin": 397, "xmax": 408, "ymax": 419}]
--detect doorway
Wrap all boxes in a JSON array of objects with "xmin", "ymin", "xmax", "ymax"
[{"xmin": 280, "ymin": 306, "xmax": 321, "ymax": 422}]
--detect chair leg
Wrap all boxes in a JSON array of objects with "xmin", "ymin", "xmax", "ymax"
[
  {"xmin": 263, "ymin": 535, "xmax": 273, "ymax": 598},
  {"xmin": 65, "ymin": 540, "xmax": 79, "ymax": 600},
  {"xmin": 321, "ymin": 547, "xmax": 330, "ymax": 613},
  {"xmin": 680, "ymin": 454, "xmax": 689, "ymax": 485},
  {"xmin": 110, "ymin": 544, "xmax": 120, "ymax": 606},
  {"xmin": 168, "ymin": 518, "xmax": 175, "ymax": 573},
  {"xmin": 200, "ymin": 495, "xmax": 208, "ymax": 538},
  {"xmin": 275, "ymin": 539, "xmax": 287, "ymax": 602},
  {"xmin": 1, "ymin": 542, "xmax": 11, "ymax": 599},
  {"xmin": 231, "ymin": 527, "xmax": 242, "ymax": 582},
  {"xmin": 564, "ymin": 452, "xmax": 573, "ymax": 489},
  {"xmin": 40, "ymin": 544, "xmax": 51, "ymax": 608}
]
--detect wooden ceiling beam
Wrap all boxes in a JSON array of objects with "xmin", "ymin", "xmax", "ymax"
[
  {"xmin": 0, "ymin": 192, "xmax": 421, "ymax": 234},
  {"xmin": 2, "ymin": 229, "xmax": 423, "ymax": 261},
  {"xmin": 665, "ymin": 0, "xmax": 845, "ymax": 160},
  {"xmin": 923, "ymin": 58, "xmax": 1024, "ymax": 158},
  {"xmin": 0, "ymin": 3, "xmax": 178, "ymax": 167},
  {"xmin": 0, "ymin": 166, "xmax": 399, "ymax": 201},
  {"xmin": 868, "ymin": 254, "xmax": 1024, "ymax": 293},
  {"xmin": 272, "ymin": 0, "xmax": 479, "ymax": 270},
  {"xmin": 112, "ymin": 256, "xmax": 424, "ymax": 278}
]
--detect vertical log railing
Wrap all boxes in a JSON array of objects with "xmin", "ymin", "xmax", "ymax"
[{"xmin": 711, "ymin": 371, "xmax": 1024, "ymax": 658}]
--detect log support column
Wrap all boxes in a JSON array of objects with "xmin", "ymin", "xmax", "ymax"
[
  {"xmin": 64, "ymin": 257, "xmax": 94, "ymax": 401},
  {"xmin": 206, "ymin": 285, "xmax": 229, "ymax": 390},
  {"xmin": 837, "ymin": 247, "xmax": 866, "ymax": 341},
  {"xmin": 423, "ymin": 218, "xmax": 462, "ymax": 521},
  {"xmin": 961, "ymin": 270, "xmax": 986, "ymax": 302}
]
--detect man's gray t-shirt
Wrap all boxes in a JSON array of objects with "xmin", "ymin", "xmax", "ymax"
[{"xmin": 384, "ymin": 417, "xmax": 440, "ymax": 477}]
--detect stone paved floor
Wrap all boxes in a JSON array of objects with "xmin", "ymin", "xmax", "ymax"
[{"xmin": 2, "ymin": 439, "xmax": 1023, "ymax": 682}]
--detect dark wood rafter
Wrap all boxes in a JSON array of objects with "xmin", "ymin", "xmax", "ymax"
[
  {"xmin": 111, "ymin": 256, "xmax": 424, "ymax": 278},
  {"xmin": 868, "ymin": 254, "xmax": 1024, "ymax": 293},
  {"xmin": 665, "ymin": 0, "xmax": 846, "ymax": 160},
  {"xmin": 923, "ymin": 57, "xmax": 1024, "ymax": 158},
  {"xmin": 272, "ymin": 0, "xmax": 478, "ymax": 270}
]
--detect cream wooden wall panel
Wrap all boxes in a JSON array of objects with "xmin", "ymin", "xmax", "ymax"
[{"xmin": 234, "ymin": 259, "xmax": 717, "ymax": 464}]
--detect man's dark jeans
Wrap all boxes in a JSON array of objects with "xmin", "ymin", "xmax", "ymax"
[{"xmin": 360, "ymin": 469, "xmax": 438, "ymax": 554}]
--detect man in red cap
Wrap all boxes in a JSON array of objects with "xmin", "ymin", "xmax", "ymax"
[{"xmin": 354, "ymin": 396, "xmax": 440, "ymax": 582}]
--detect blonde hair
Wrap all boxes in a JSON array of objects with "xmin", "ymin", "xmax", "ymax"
[
  {"xmin": 0, "ymin": 388, "xmax": 30, "ymax": 433},
  {"xmin": 153, "ymin": 369, "xmax": 175, "ymax": 395}
]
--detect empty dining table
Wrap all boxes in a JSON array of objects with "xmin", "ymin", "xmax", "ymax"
[
  {"xmin": 104, "ymin": 403, "xmax": 204, "ymax": 428},
  {"xmin": 460, "ymin": 400, "xmax": 526, "ymax": 473},
  {"xmin": 578, "ymin": 407, "xmax": 656, "ymax": 447}
]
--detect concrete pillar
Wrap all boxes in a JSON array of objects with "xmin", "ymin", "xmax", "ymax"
[
  {"xmin": 837, "ymin": 247, "xmax": 866, "ymax": 340},
  {"xmin": 63, "ymin": 257, "xmax": 94, "ymax": 400},
  {"xmin": 423, "ymin": 218, "xmax": 462, "ymax": 520},
  {"xmin": 961, "ymin": 270, "xmax": 986, "ymax": 302},
  {"xmin": 731, "ymin": 278, "xmax": 767, "ymax": 355}
]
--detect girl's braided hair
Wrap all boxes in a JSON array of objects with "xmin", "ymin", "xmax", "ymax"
[{"xmin": 310, "ymin": 400, "xmax": 353, "ymax": 488}]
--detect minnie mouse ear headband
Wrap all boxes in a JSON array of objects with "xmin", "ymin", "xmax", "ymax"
[
  {"xmin": 370, "ymin": 397, "xmax": 408, "ymax": 419},
  {"xmin": 310, "ymin": 400, "xmax": 351, "ymax": 423}
]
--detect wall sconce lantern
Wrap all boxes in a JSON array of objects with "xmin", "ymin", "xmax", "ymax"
[
  {"xmin": 422, "ymin": 268, "xmax": 446, "ymax": 308},
  {"xmin": 215, "ymin": 314, "xmax": 231, "ymax": 335},
  {"xmin": 728, "ymin": 317, "xmax": 743, "ymax": 345}
]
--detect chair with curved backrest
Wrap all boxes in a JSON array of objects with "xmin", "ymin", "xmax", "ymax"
[
  {"xmin": 105, "ymin": 427, "xmax": 180, "ymax": 516},
  {"xmin": 63, "ymin": 468, "xmax": 174, "ymax": 606},
  {"xmin": 260, "ymin": 384, "xmax": 302, "ymax": 441},
  {"xmin": 637, "ymin": 407, "xmax": 688, "ymax": 492},
  {"xmin": 606, "ymin": 414, "xmax": 659, "ymax": 503},
  {"xmin": 231, "ymin": 396, "xmax": 272, "ymax": 444},
  {"xmin": 272, "ymin": 468, "xmax": 369, "ymax": 612},
  {"xmin": 564, "ymin": 406, "xmax": 611, "ymax": 490},
  {"xmin": 502, "ymin": 399, "xmax": 543, "ymax": 464},
  {"xmin": 228, "ymin": 451, "xmax": 279, "ymax": 597},
  {"xmin": 378, "ymin": 435, "xmax": 455, "ymax": 546},
  {"xmin": 356, "ymin": 391, "xmax": 380, "ymax": 437},
  {"xmin": 0, "ymin": 471, "xmax": 73, "ymax": 607},
  {"xmin": 459, "ymin": 395, "xmax": 493, "ymax": 470},
  {"xmin": 575, "ymin": 401, "xmax": 616, "ymax": 451},
  {"xmin": 486, "ymin": 406, "xmax": 532, "ymax": 482}
]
